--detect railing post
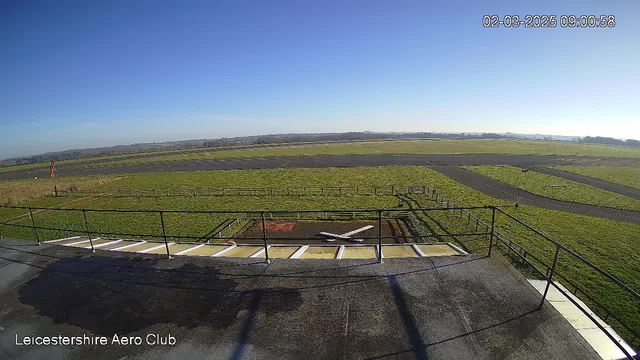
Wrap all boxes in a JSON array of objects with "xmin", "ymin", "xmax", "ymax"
[
  {"xmin": 29, "ymin": 208, "xmax": 41, "ymax": 245},
  {"xmin": 261, "ymin": 212, "xmax": 270, "ymax": 264},
  {"xmin": 160, "ymin": 211, "xmax": 171, "ymax": 259},
  {"xmin": 488, "ymin": 207, "xmax": 496, "ymax": 256},
  {"xmin": 82, "ymin": 210, "xmax": 94, "ymax": 252},
  {"xmin": 539, "ymin": 245, "xmax": 561, "ymax": 310},
  {"xmin": 377, "ymin": 210, "xmax": 383, "ymax": 263}
]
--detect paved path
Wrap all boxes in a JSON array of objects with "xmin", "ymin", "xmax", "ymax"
[
  {"xmin": 524, "ymin": 165, "xmax": 640, "ymax": 200},
  {"xmin": 0, "ymin": 154, "xmax": 603, "ymax": 180},
  {"xmin": 430, "ymin": 166, "xmax": 640, "ymax": 224}
]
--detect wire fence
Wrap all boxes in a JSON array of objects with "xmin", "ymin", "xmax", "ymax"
[{"xmin": 53, "ymin": 185, "xmax": 433, "ymax": 197}]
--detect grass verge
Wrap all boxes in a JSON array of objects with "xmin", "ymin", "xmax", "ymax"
[{"xmin": 553, "ymin": 165, "xmax": 640, "ymax": 190}]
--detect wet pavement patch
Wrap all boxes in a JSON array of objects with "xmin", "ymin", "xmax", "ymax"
[{"xmin": 18, "ymin": 256, "xmax": 302, "ymax": 335}]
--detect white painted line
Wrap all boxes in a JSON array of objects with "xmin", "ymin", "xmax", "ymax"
[
  {"xmin": 412, "ymin": 244, "xmax": 425, "ymax": 257},
  {"xmin": 111, "ymin": 241, "xmax": 146, "ymax": 251},
  {"xmin": 44, "ymin": 236, "xmax": 80, "ymax": 244},
  {"xmin": 86, "ymin": 239, "xmax": 122, "ymax": 249},
  {"xmin": 175, "ymin": 244, "xmax": 205, "ymax": 255},
  {"xmin": 138, "ymin": 243, "xmax": 174, "ymax": 254},
  {"xmin": 446, "ymin": 243, "xmax": 469, "ymax": 255},
  {"xmin": 250, "ymin": 246, "xmax": 270, "ymax": 258},
  {"xmin": 336, "ymin": 245, "xmax": 345, "ymax": 259},
  {"xmin": 64, "ymin": 238, "xmax": 101, "ymax": 247},
  {"xmin": 211, "ymin": 245, "xmax": 236, "ymax": 257},
  {"xmin": 290, "ymin": 245, "xmax": 309, "ymax": 259}
]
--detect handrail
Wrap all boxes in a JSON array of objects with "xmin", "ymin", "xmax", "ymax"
[{"xmin": 495, "ymin": 207, "xmax": 640, "ymax": 302}]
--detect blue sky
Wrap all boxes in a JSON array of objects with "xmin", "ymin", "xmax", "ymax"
[{"xmin": 1, "ymin": 0, "xmax": 639, "ymax": 159}]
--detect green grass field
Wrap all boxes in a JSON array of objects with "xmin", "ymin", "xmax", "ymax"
[
  {"xmin": 553, "ymin": 165, "xmax": 640, "ymax": 190},
  {"xmin": 5, "ymin": 138, "xmax": 640, "ymax": 174},
  {"xmin": 464, "ymin": 165, "xmax": 640, "ymax": 211},
  {"xmin": 75, "ymin": 139, "xmax": 640, "ymax": 169},
  {"xmin": 1, "ymin": 165, "xmax": 639, "ymax": 345}
]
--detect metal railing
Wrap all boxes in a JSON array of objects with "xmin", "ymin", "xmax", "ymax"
[
  {"xmin": 489, "ymin": 208, "xmax": 639, "ymax": 359},
  {"xmin": 0, "ymin": 199, "xmax": 638, "ymax": 357}
]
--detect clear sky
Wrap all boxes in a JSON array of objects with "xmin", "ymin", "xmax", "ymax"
[{"xmin": 1, "ymin": 0, "xmax": 639, "ymax": 158}]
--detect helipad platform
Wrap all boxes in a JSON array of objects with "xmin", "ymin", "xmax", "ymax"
[{"xmin": 44, "ymin": 236, "xmax": 468, "ymax": 259}]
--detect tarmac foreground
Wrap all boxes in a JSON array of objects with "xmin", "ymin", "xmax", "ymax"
[{"xmin": 0, "ymin": 238, "xmax": 600, "ymax": 360}]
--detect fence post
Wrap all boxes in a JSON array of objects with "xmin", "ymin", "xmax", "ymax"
[
  {"xmin": 377, "ymin": 210, "xmax": 383, "ymax": 263},
  {"xmin": 82, "ymin": 210, "xmax": 94, "ymax": 252},
  {"xmin": 261, "ymin": 212, "xmax": 270, "ymax": 264},
  {"xmin": 160, "ymin": 211, "xmax": 171, "ymax": 259},
  {"xmin": 539, "ymin": 245, "xmax": 561, "ymax": 309},
  {"xmin": 488, "ymin": 207, "xmax": 496, "ymax": 256},
  {"xmin": 28, "ymin": 208, "xmax": 41, "ymax": 245}
]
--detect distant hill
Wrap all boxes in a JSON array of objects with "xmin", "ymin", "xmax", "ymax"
[{"xmin": 580, "ymin": 136, "xmax": 640, "ymax": 148}]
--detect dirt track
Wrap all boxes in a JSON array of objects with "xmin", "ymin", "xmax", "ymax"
[
  {"xmin": 430, "ymin": 166, "xmax": 640, "ymax": 225},
  {"xmin": 0, "ymin": 153, "xmax": 622, "ymax": 180}
]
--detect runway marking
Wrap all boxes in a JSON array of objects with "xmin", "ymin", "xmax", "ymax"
[
  {"xmin": 111, "ymin": 241, "xmax": 147, "ymax": 251},
  {"xmin": 175, "ymin": 244, "xmax": 206, "ymax": 255},
  {"xmin": 44, "ymin": 236, "xmax": 80, "ymax": 243},
  {"xmin": 249, "ymin": 246, "xmax": 271, "ymax": 258},
  {"xmin": 412, "ymin": 244, "xmax": 425, "ymax": 257},
  {"xmin": 86, "ymin": 239, "xmax": 122, "ymax": 249},
  {"xmin": 211, "ymin": 245, "xmax": 236, "ymax": 257},
  {"xmin": 290, "ymin": 245, "xmax": 309, "ymax": 259},
  {"xmin": 447, "ymin": 243, "xmax": 469, "ymax": 255},
  {"xmin": 138, "ymin": 243, "xmax": 174, "ymax": 253},
  {"xmin": 64, "ymin": 238, "xmax": 101, "ymax": 247}
]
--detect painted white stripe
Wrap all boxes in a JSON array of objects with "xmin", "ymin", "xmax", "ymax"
[
  {"xmin": 290, "ymin": 245, "xmax": 309, "ymax": 259},
  {"xmin": 447, "ymin": 243, "xmax": 469, "ymax": 255},
  {"xmin": 64, "ymin": 238, "xmax": 101, "ymax": 247},
  {"xmin": 211, "ymin": 245, "xmax": 236, "ymax": 257},
  {"xmin": 111, "ymin": 241, "xmax": 146, "ymax": 251},
  {"xmin": 175, "ymin": 244, "xmax": 205, "ymax": 255},
  {"xmin": 86, "ymin": 239, "xmax": 122, "ymax": 249},
  {"xmin": 44, "ymin": 236, "xmax": 80, "ymax": 244},
  {"xmin": 412, "ymin": 244, "xmax": 425, "ymax": 257},
  {"xmin": 336, "ymin": 245, "xmax": 345, "ymax": 259},
  {"xmin": 138, "ymin": 243, "xmax": 174, "ymax": 254},
  {"xmin": 250, "ymin": 246, "xmax": 270, "ymax": 258}
]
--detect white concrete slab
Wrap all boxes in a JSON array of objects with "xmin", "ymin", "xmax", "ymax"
[{"xmin": 529, "ymin": 279, "xmax": 637, "ymax": 360}]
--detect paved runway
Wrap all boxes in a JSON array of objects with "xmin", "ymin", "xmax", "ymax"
[
  {"xmin": 430, "ymin": 166, "xmax": 640, "ymax": 224},
  {"xmin": 523, "ymin": 165, "xmax": 640, "ymax": 200},
  {"xmin": 0, "ymin": 153, "xmax": 629, "ymax": 180}
]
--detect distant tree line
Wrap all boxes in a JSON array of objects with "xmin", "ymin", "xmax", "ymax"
[
  {"xmin": 202, "ymin": 132, "xmax": 506, "ymax": 148},
  {"xmin": 580, "ymin": 136, "xmax": 640, "ymax": 148}
]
